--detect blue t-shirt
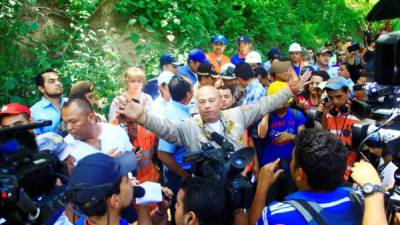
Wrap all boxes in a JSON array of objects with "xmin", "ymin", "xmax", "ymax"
[
  {"xmin": 231, "ymin": 53, "xmax": 245, "ymax": 65},
  {"xmin": 257, "ymin": 187, "xmax": 362, "ymax": 225},
  {"xmin": 158, "ymin": 100, "xmax": 192, "ymax": 170},
  {"xmin": 260, "ymin": 108, "xmax": 306, "ymax": 168},
  {"xmin": 75, "ymin": 217, "xmax": 129, "ymax": 225},
  {"xmin": 177, "ymin": 64, "xmax": 198, "ymax": 85},
  {"xmin": 293, "ymin": 64, "xmax": 301, "ymax": 77}
]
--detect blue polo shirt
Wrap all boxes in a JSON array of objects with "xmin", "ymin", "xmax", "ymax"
[
  {"xmin": 257, "ymin": 187, "xmax": 362, "ymax": 225},
  {"xmin": 231, "ymin": 53, "xmax": 246, "ymax": 65},
  {"xmin": 178, "ymin": 64, "xmax": 198, "ymax": 85},
  {"xmin": 158, "ymin": 100, "xmax": 192, "ymax": 170},
  {"xmin": 30, "ymin": 96, "xmax": 68, "ymax": 135}
]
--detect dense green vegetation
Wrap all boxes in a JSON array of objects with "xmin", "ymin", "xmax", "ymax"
[{"xmin": 0, "ymin": 0, "xmax": 389, "ymax": 113}]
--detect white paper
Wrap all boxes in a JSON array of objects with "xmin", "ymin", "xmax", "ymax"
[{"xmin": 136, "ymin": 182, "xmax": 163, "ymax": 205}]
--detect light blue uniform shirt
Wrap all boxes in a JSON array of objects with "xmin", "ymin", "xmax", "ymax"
[
  {"xmin": 177, "ymin": 64, "xmax": 198, "ymax": 85},
  {"xmin": 30, "ymin": 96, "xmax": 67, "ymax": 135},
  {"xmin": 158, "ymin": 100, "xmax": 192, "ymax": 170}
]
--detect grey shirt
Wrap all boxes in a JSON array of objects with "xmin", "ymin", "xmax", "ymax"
[{"xmin": 140, "ymin": 87, "xmax": 293, "ymax": 152}]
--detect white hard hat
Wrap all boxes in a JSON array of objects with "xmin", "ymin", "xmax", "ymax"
[
  {"xmin": 245, "ymin": 51, "xmax": 262, "ymax": 64},
  {"xmin": 288, "ymin": 42, "xmax": 302, "ymax": 52}
]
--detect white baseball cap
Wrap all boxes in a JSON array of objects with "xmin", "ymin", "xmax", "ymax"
[
  {"xmin": 289, "ymin": 42, "xmax": 302, "ymax": 52},
  {"xmin": 245, "ymin": 51, "xmax": 262, "ymax": 64},
  {"xmin": 158, "ymin": 71, "xmax": 174, "ymax": 86}
]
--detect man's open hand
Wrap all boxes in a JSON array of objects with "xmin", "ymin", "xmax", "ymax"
[{"xmin": 115, "ymin": 94, "xmax": 146, "ymax": 123}]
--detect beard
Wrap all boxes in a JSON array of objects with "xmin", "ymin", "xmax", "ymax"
[{"xmin": 46, "ymin": 92, "xmax": 63, "ymax": 98}]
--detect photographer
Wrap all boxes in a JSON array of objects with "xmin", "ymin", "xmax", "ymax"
[
  {"xmin": 317, "ymin": 77, "xmax": 360, "ymax": 180},
  {"xmin": 67, "ymin": 152, "xmax": 172, "ymax": 225},
  {"xmin": 249, "ymin": 128, "xmax": 362, "ymax": 225}
]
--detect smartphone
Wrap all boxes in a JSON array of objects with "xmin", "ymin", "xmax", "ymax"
[{"xmin": 131, "ymin": 98, "xmax": 140, "ymax": 104}]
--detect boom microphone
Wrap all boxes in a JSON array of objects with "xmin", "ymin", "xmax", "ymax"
[{"xmin": 211, "ymin": 132, "xmax": 234, "ymax": 152}]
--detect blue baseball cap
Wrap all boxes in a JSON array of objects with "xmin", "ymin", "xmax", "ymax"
[
  {"xmin": 160, "ymin": 53, "xmax": 183, "ymax": 69},
  {"xmin": 188, "ymin": 49, "xmax": 208, "ymax": 63},
  {"xmin": 324, "ymin": 76, "xmax": 349, "ymax": 90},
  {"xmin": 267, "ymin": 48, "xmax": 282, "ymax": 60},
  {"xmin": 238, "ymin": 35, "xmax": 252, "ymax": 44},
  {"xmin": 212, "ymin": 34, "xmax": 227, "ymax": 45},
  {"xmin": 67, "ymin": 152, "xmax": 137, "ymax": 205}
]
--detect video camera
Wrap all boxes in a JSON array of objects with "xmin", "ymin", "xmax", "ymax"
[
  {"xmin": 0, "ymin": 121, "xmax": 67, "ymax": 224},
  {"xmin": 184, "ymin": 132, "xmax": 255, "ymax": 210}
]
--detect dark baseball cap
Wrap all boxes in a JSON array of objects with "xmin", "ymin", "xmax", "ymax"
[
  {"xmin": 238, "ymin": 35, "xmax": 252, "ymax": 44},
  {"xmin": 160, "ymin": 53, "xmax": 183, "ymax": 69},
  {"xmin": 67, "ymin": 152, "xmax": 137, "ymax": 206},
  {"xmin": 188, "ymin": 49, "xmax": 208, "ymax": 63},
  {"xmin": 197, "ymin": 62, "xmax": 219, "ymax": 78},
  {"xmin": 234, "ymin": 62, "xmax": 254, "ymax": 79}
]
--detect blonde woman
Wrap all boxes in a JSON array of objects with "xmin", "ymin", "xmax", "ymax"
[{"xmin": 109, "ymin": 67, "xmax": 153, "ymax": 121}]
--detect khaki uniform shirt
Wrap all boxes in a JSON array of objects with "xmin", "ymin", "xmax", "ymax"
[{"xmin": 140, "ymin": 87, "xmax": 293, "ymax": 152}]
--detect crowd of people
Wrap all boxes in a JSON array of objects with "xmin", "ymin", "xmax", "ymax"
[{"xmin": 0, "ymin": 28, "xmax": 393, "ymax": 225}]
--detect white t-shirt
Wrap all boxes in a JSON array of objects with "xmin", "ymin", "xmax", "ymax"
[
  {"xmin": 64, "ymin": 123, "xmax": 132, "ymax": 162},
  {"xmin": 206, "ymin": 120, "xmax": 224, "ymax": 134}
]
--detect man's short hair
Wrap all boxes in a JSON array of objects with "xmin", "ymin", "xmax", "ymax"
[
  {"xmin": 168, "ymin": 76, "xmax": 192, "ymax": 102},
  {"xmin": 35, "ymin": 68, "xmax": 57, "ymax": 87},
  {"xmin": 294, "ymin": 128, "xmax": 347, "ymax": 191},
  {"xmin": 181, "ymin": 177, "xmax": 230, "ymax": 225},
  {"xmin": 234, "ymin": 62, "xmax": 255, "ymax": 80},
  {"xmin": 63, "ymin": 96, "xmax": 94, "ymax": 114}
]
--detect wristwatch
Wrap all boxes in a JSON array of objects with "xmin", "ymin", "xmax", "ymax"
[{"xmin": 362, "ymin": 183, "xmax": 384, "ymax": 196}]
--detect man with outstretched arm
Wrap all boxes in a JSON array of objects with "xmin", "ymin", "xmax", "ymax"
[{"xmin": 116, "ymin": 74, "xmax": 309, "ymax": 153}]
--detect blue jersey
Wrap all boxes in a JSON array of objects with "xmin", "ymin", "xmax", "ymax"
[
  {"xmin": 257, "ymin": 188, "xmax": 362, "ymax": 225},
  {"xmin": 260, "ymin": 109, "xmax": 306, "ymax": 168},
  {"xmin": 231, "ymin": 53, "xmax": 246, "ymax": 65}
]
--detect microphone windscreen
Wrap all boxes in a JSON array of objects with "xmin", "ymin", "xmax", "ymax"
[{"xmin": 133, "ymin": 186, "xmax": 146, "ymax": 198}]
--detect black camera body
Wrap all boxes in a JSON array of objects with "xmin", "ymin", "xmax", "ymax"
[
  {"xmin": 184, "ymin": 134, "xmax": 255, "ymax": 210},
  {"xmin": 0, "ymin": 121, "xmax": 66, "ymax": 224}
]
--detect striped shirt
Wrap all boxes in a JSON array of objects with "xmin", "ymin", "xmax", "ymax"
[{"xmin": 257, "ymin": 188, "xmax": 362, "ymax": 225}]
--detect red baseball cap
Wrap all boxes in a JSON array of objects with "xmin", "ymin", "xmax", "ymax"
[{"xmin": 0, "ymin": 103, "xmax": 31, "ymax": 117}]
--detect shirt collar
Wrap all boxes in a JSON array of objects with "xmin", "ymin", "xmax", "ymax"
[
  {"xmin": 170, "ymin": 100, "xmax": 191, "ymax": 115},
  {"xmin": 39, "ymin": 96, "xmax": 67, "ymax": 108},
  {"xmin": 245, "ymin": 79, "xmax": 261, "ymax": 93}
]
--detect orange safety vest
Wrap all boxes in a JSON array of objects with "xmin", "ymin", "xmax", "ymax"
[{"xmin": 206, "ymin": 52, "xmax": 231, "ymax": 73}]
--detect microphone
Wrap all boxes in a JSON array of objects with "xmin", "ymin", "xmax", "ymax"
[
  {"xmin": 133, "ymin": 186, "xmax": 145, "ymax": 198},
  {"xmin": 211, "ymin": 132, "xmax": 234, "ymax": 152}
]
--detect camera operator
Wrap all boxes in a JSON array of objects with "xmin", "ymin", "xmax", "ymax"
[
  {"xmin": 351, "ymin": 160, "xmax": 388, "ymax": 225},
  {"xmin": 317, "ymin": 77, "xmax": 360, "ymax": 180},
  {"xmin": 67, "ymin": 152, "xmax": 173, "ymax": 225},
  {"xmin": 0, "ymin": 103, "xmax": 31, "ymax": 127},
  {"xmin": 249, "ymin": 128, "xmax": 362, "ymax": 225}
]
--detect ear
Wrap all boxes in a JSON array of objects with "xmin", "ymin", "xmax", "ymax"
[
  {"xmin": 88, "ymin": 112, "xmax": 97, "ymax": 123},
  {"xmin": 184, "ymin": 211, "xmax": 197, "ymax": 225},
  {"xmin": 38, "ymin": 85, "xmax": 45, "ymax": 95},
  {"xmin": 109, "ymin": 194, "xmax": 120, "ymax": 209},
  {"xmin": 295, "ymin": 167, "xmax": 307, "ymax": 182}
]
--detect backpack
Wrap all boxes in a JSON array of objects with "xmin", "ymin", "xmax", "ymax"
[{"xmin": 284, "ymin": 190, "xmax": 363, "ymax": 225}]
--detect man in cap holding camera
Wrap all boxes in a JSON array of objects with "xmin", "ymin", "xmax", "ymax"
[
  {"xmin": 68, "ymin": 152, "xmax": 172, "ymax": 225},
  {"xmin": 317, "ymin": 76, "xmax": 360, "ymax": 180},
  {"xmin": 0, "ymin": 103, "xmax": 32, "ymax": 127},
  {"xmin": 206, "ymin": 34, "xmax": 230, "ymax": 73}
]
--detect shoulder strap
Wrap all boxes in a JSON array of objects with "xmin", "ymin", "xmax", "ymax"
[
  {"xmin": 348, "ymin": 190, "xmax": 364, "ymax": 218},
  {"xmin": 285, "ymin": 199, "xmax": 329, "ymax": 225}
]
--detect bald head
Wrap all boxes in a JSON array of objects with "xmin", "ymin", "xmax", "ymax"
[{"xmin": 197, "ymin": 85, "xmax": 223, "ymax": 123}]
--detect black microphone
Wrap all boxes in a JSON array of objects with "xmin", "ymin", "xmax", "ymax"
[
  {"xmin": 211, "ymin": 132, "xmax": 234, "ymax": 152},
  {"xmin": 133, "ymin": 186, "xmax": 145, "ymax": 198}
]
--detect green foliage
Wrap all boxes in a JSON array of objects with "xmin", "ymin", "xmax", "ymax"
[{"xmin": 0, "ymin": 0, "xmax": 376, "ymax": 114}]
